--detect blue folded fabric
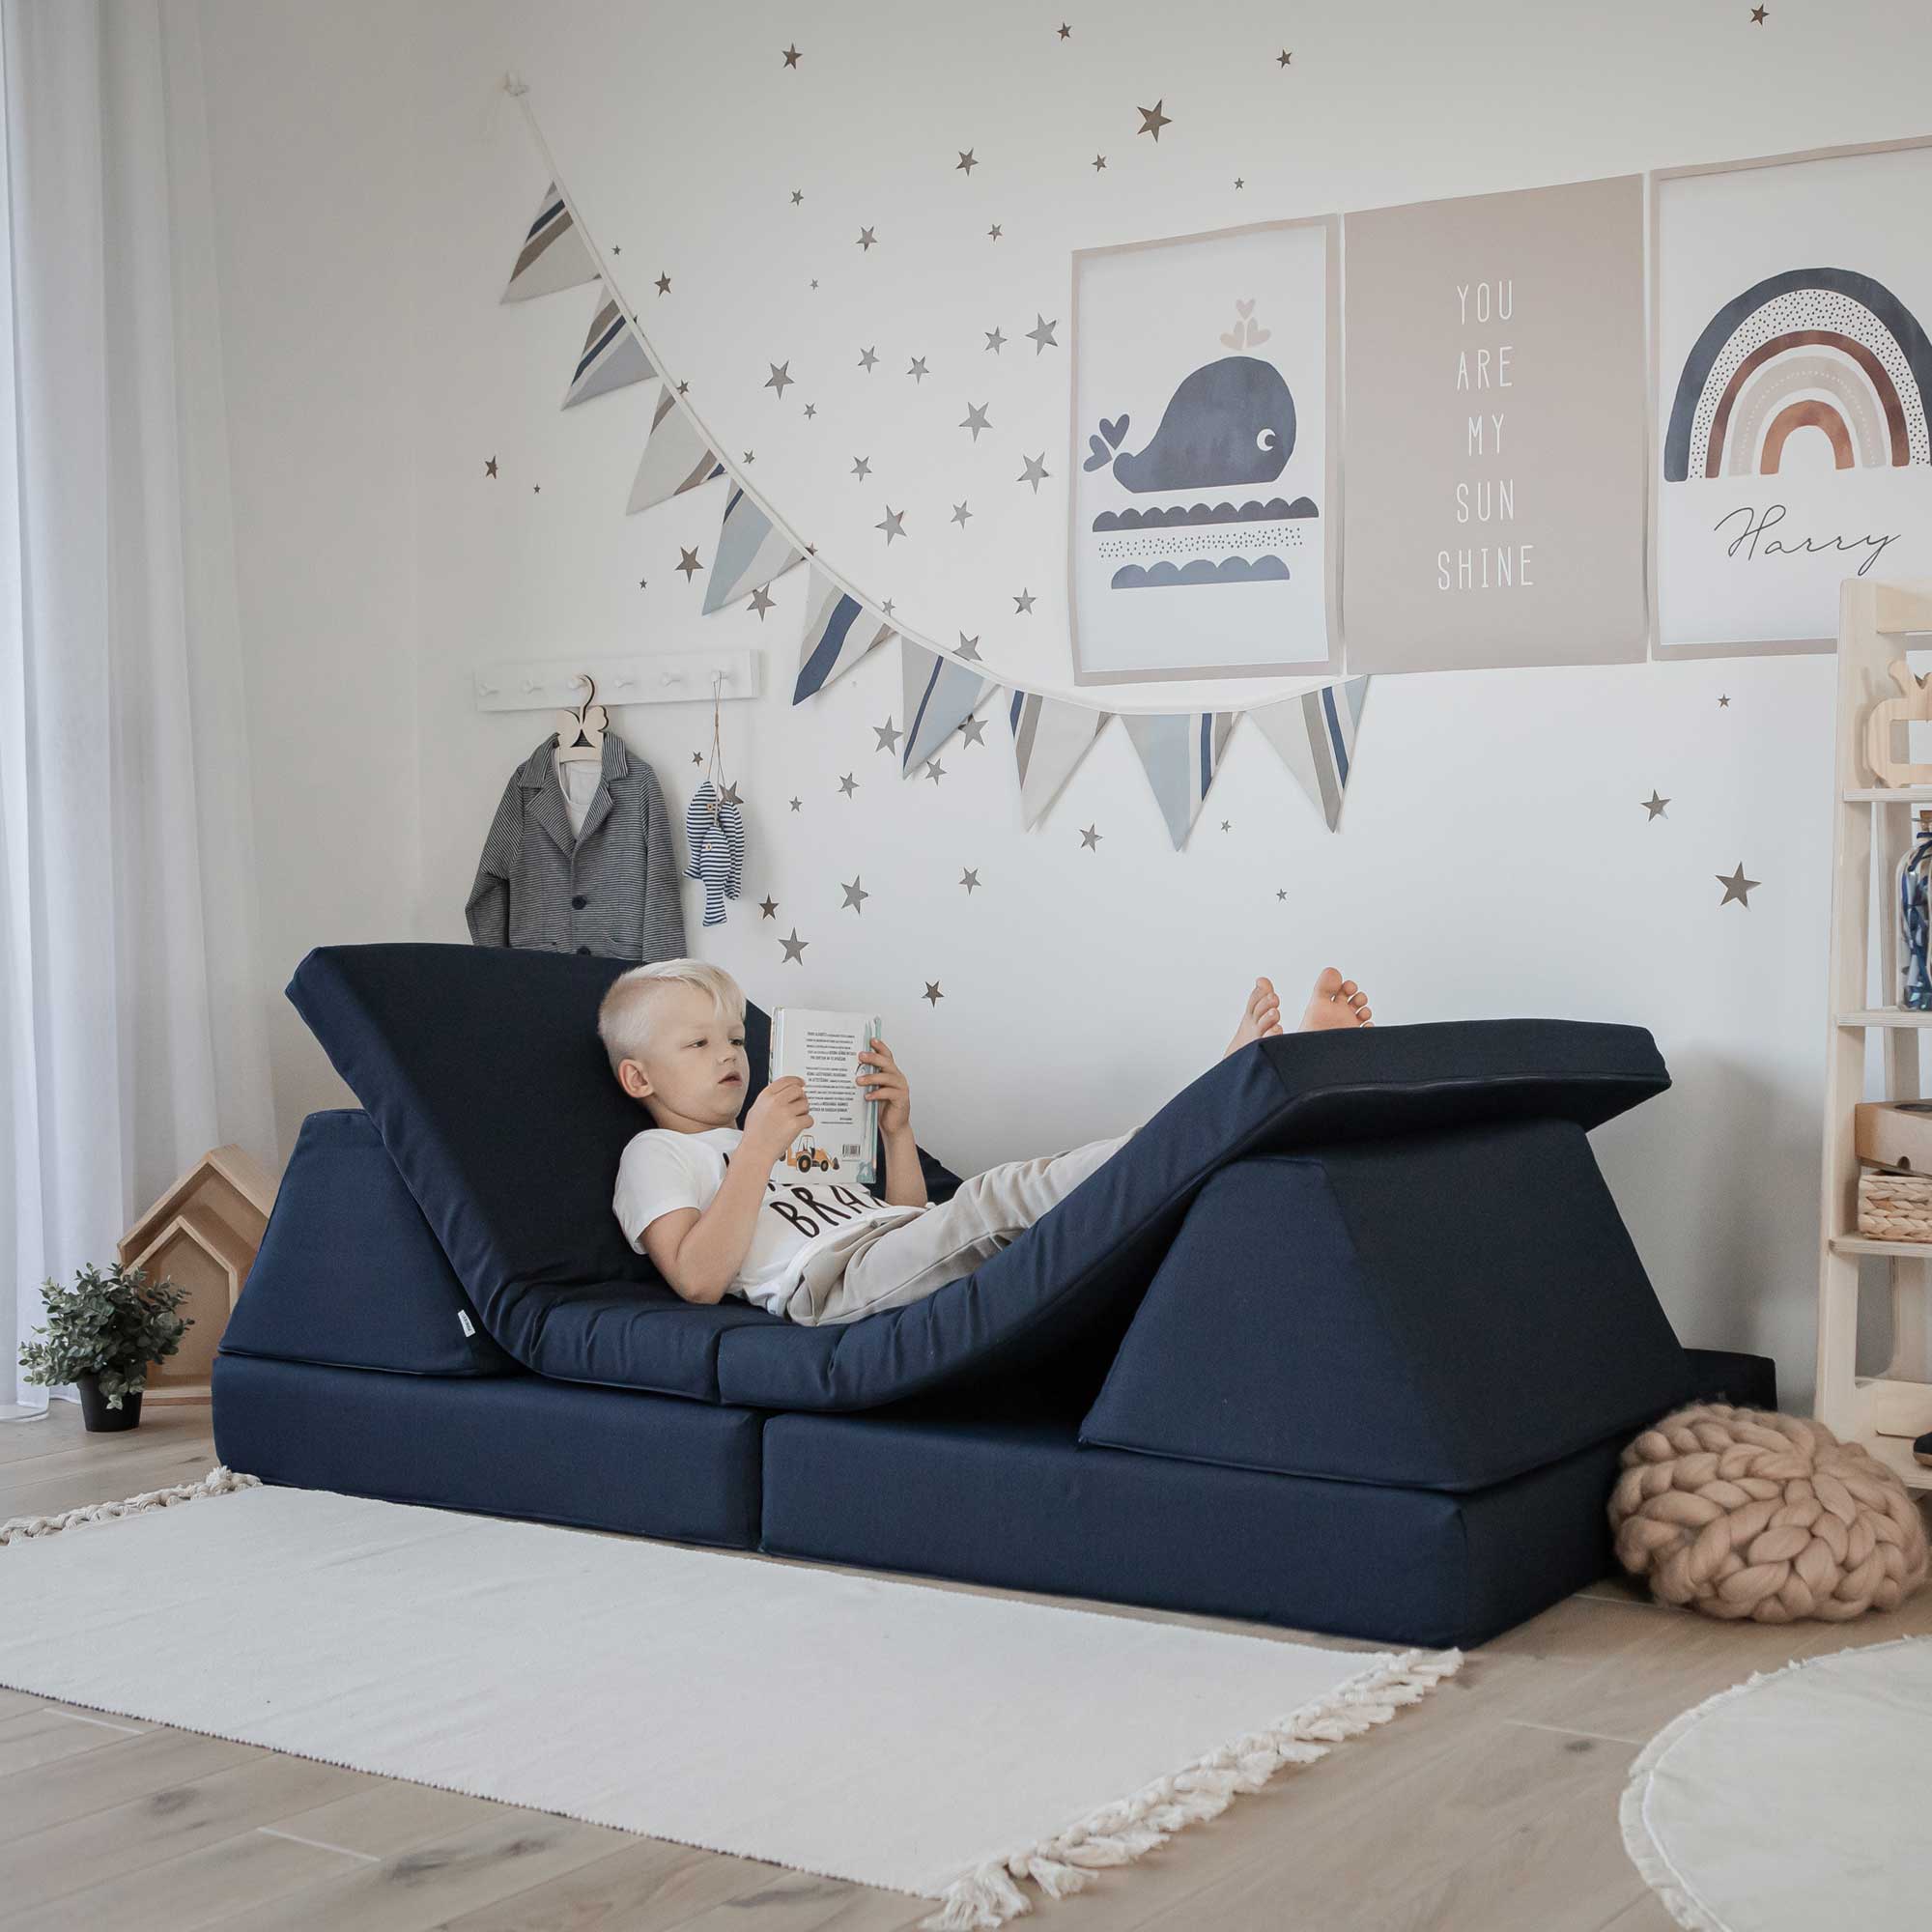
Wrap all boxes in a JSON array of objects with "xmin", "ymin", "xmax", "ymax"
[{"xmin": 286, "ymin": 943, "xmax": 1676, "ymax": 1440}]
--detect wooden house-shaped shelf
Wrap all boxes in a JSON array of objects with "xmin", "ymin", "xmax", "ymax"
[{"xmin": 117, "ymin": 1145, "xmax": 278, "ymax": 1405}]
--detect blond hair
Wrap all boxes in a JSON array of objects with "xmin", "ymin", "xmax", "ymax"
[{"xmin": 596, "ymin": 958, "xmax": 746, "ymax": 1078}]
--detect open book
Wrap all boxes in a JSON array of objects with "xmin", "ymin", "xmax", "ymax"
[{"xmin": 768, "ymin": 1008, "xmax": 884, "ymax": 1189}]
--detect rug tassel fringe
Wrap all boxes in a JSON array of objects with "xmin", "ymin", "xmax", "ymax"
[
  {"xmin": 0, "ymin": 1463, "xmax": 258, "ymax": 1545},
  {"xmin": 918, "ymin": 1646, "xmax": 1463, "ymax": 1931}
]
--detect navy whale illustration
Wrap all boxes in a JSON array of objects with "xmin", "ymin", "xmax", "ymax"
[{"xmin": 1112, "ymin": 355, "xmax": 1295, "ymax": 493}]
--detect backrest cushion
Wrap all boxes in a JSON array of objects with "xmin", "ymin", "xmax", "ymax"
[{"xmin": 285, "ymin": 945, "xmax": 962, "ymax": 1393}]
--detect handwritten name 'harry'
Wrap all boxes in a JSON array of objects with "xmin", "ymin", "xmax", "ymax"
[{"xmin": 1713, "ymin": 503, "xmax": 1901, "ymax": 577}]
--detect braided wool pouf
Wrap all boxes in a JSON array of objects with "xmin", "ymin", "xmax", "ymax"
[{"xmin": 1609, "ymin": 1404, "xmax": 1929, "ymax": 1623}]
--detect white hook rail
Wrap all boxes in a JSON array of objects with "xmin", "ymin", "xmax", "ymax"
[{"xmin": 473, "ymin": 648, "xmax": 761, "ymax": 713}]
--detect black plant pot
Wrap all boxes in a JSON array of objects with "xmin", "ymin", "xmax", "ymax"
[{"xmin": 74, "ymin": 1373, "xmax": 142, "ymax": 1433}]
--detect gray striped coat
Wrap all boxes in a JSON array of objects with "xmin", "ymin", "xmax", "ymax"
[{"xmin": 466, "ymin": 732, "xmax": 688, "ymax": 963}]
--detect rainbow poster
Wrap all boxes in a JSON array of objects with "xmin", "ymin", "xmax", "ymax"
[{"xmin": 1653, "ymin": 138, "xmax": 1932, "ymax": 654}]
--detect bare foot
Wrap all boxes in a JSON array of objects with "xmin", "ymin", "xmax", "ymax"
[
  {"xmin": 1222, "ymin": 977, "xmax": 1284, "ymax": 1058},
  {"xmin": 1299, "ymin": 966, "xmax": 1374, "ymax": 1031}
]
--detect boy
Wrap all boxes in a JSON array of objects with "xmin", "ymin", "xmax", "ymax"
[{"xmin": 604, "ymin": 960, "xmax": 1373, "ymax": 1327}]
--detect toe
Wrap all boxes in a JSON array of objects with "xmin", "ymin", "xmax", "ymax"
[
  {"xmin": 1313, "ymin": 966, "xmax": 1344, "ymax": 1000},
  {"xmin": 1355, "ymin": 1004, "xmax": 1373, "ymax": 1024}
]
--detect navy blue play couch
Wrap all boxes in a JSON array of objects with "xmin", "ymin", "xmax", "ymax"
[{"xmin": 212, "ymin": 944, "xmax": 1775, "ymax": 1648}]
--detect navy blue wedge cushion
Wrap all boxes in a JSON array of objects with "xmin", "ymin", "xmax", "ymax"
[
  {"xmin": 220, "ymin": 1110, "xmax": 518, "ymax": 1378},
  {"xmin": 289, "ymin": 945, "xmax": 1669, "ymax": 1413},
  {"xmin": 1077, "ymin": 1122, "xmax": 1693, "ymax": 1492}
]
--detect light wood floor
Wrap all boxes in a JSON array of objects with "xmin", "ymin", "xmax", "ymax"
[{"xmin": 3, "ymin": 1402, "xmax": 1928, "ymax": 1932}]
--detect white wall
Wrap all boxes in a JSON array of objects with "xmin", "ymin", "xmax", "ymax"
[{"xmin": 199, "ymin": 0, "xmax": 1932, "ymax": 1406}]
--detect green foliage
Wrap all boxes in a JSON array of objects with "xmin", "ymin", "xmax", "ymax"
[{"xmin": 17, "ymin": 1263, "xmax": 192, "ymax": 1410}]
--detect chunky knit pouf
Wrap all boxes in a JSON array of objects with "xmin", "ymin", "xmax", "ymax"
[{"xmin": 1608, "ymin": 1404, "xmax": 1929, "ymax": 1623}]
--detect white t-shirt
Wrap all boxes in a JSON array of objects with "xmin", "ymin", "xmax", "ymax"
[{"xmin": 612, "ymin": 1124, "xmax": 920, "ymax": 1317}]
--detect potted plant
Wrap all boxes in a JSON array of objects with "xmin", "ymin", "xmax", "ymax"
[{"xmin": 17, "ymin": 1263, "xmax": 191, "ymax": 1432}]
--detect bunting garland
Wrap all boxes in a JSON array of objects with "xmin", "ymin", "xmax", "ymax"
[
  {"xmin": 1249, "ymin": 677, "xmax": 1370, "ymax": 830},
  {"xmin": 901, "ymin": 644, "xmax": 995, "ymax": 775},
  {"xmin": 703, "ymin": 488, "xmax": 805, "ymax": 614},
  {"xmin": 1122, "ymin": 711, "xmax": 1240, "ymax": 851},
  {"xmin": 496, "ymin": 94, "xmax": 1375, "ymax": 847},
  {"xmin": 795, "ymin": 571, "xmax": 896, "ymax": 704},
  {"xmin": 500, "ymin": 182, "xmax": 598, "ymax": 303},
  {"xmin": 627, "ymin": 387, "xmax": 724, "ymax": 515},
  {"xmin": 563, "ymin": 284, "xmax": 655, "ymax": 409},
  {"xmin": 1008, "ymin": 692, "xmax": 1111, "ymax": 831}
]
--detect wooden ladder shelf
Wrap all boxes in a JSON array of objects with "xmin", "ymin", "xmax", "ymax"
[{"xmin": 1820, "ymin": 575, "xmax": 1932, "ymax": 1493}]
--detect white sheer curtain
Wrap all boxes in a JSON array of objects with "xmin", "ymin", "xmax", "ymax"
[{"xmin": 0, "ymin": 0, "xmax": 274, "ymax": 1416}]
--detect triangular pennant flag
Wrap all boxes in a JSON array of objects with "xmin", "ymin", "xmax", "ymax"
[
  {"xmin": 627, "ymin": 389, "xmax": 725, "ymax": 515},
  {"xmin": 1007, "ymin": 691, "xmax": 1111, "ymax": 830},
  {"xmin": 702, "ymin": 488, "xmax": 805, "ymax": 613},
  {"xmin": 563, "ymin": 284, "xmax": 655, "ymax": 408},
  {"xmin": 794, "ymin": 572, "xmax": 895, "ymax": 704},
  {"xmin": 1249, "ymin": 677, "xmax": 1370, "ymax": 831},
  {"xmin": 1122, "ymin": 711, "xmax": 1239, "ymax": 850},
  {"xmin": 501, "ymin": 182, "xmax": 598, "ymax": 302},
  {"xmin": 901, "ymin": 642, "xmax": 995, "ymax": 775}
]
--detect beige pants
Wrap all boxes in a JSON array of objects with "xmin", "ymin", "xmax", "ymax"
[{"xmin": 778, "ymin": 1128, "xmax": 1136, "ymax": 1326}]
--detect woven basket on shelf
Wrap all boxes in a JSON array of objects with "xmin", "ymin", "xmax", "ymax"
[{"xmin": 1857, "ymin": 1167, "xmax": 1932, "ymax": 1243}]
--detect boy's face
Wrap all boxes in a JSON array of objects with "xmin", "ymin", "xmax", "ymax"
[{"xmin": 616, "ymin": 982, "xmax": 750, "ymax": 1131}]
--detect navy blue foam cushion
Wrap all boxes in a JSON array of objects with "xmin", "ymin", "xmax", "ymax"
[
  {"xmin": 711, "ymin": 1017, "xmax": 1669, "ymax": 1411},
  {"xmin": 290, "ymin": 944, "xmax": 1669, "ymax": 1414},
  {"xmin": 759, "ymin": 1404, "xmax": 1633, "ymax": 1649},
  {"xmin": 1077, "ymin": 1123, "xmax": 1694, "ymax": 1492},
  {"xmin": 220, "ymin": 1110, "xmax": 517, "ymax": 1378},
  {"xmin": 212, "ymin": 1352, "xmax": 762, "ymax": 1549},
  {"xmin": 285, "ymin": 945, "xmax": 963, "ymax": 1402}
]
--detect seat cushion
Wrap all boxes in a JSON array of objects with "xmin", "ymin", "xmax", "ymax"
[
  {"xmin": 758, "ymin": 1401, "xmax": 1633, "ymax": 1649},
  {"xmin": 212, "ymin": 1352, "xmax": 762, "ymax": 1549},
  {"xmin": 290, "ymin": 944, "xmax": 1669, "ymax": 1414},
  {"xmin": 220, "ymin": 1110, "xmax": 518, "ymax": 1378}
]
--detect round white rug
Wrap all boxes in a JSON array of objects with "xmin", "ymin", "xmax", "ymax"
[{"xmin": 1622, "ymin": 1634, "xmax": 1932, "ymax": 1932}]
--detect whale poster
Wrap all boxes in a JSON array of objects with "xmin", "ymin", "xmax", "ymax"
[
  {"xmin": 1341, "ymin": 176, "xmax": 1649, "ymax": 674},
  {"xmin": 1067, "ymin": 214, "xmax": 1340, "ymax": 686},
  {"xmin": 1652, "ymin": 137, "xmax": 1932, "ymax": 656}
]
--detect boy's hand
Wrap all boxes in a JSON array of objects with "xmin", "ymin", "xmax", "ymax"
[
  {"xmin": 856, "ymin": 1038, "xmax": 913, "ymax": 1137},
  {"xmin": 744, "ymin": 1075, "xmax": 811, "ymax": 1164}
]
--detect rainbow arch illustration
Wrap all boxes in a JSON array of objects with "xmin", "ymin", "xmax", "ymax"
[{"xmin": 1663, "ymin": 266, "xmax": 1932, "ymax": 482}]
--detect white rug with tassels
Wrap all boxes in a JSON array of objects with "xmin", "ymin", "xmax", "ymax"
[{"xmin": 0, "ymin": 1470, "xmax": 1459, "ymax": 1929}]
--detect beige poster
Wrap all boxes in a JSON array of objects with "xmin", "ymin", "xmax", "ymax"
[{"xmin": 1341, "ymin": 176, "xmax": 1649, "ymax": 673}]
